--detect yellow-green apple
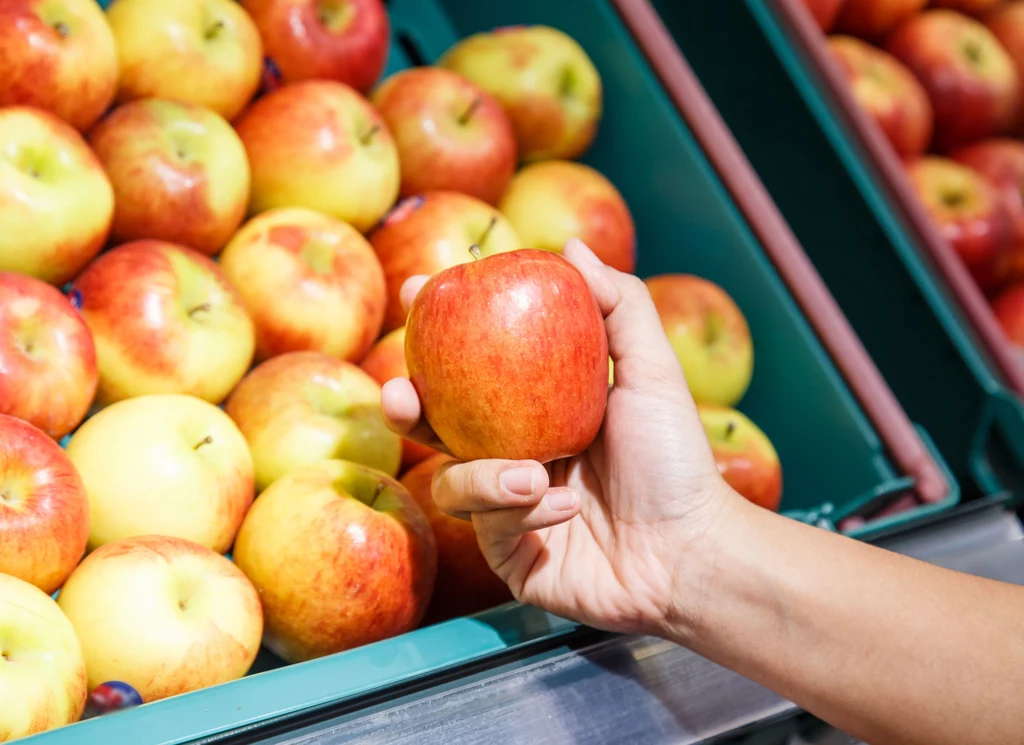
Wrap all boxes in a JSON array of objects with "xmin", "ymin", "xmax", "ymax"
[
  {"xmin": 0, "ymin": 0, "xmax": 117, "ymax": 131},
  {"xmin": 0, "ymin": 106, "xmax": 114, "ymax": 286},
  {"xmin": 69, "ymin": 240, "xmax": 255, "ymax": 406},
  {"xmin": 645, "ymin": 275, "xmax": 753, "ymax": 408},
  {"xmin": 219, "ymin": 207, "xmax": 386, "ymax": 362},
  {"xmin": 498, "ymin": 160, "xmax": 636, "ymax": 274},
  {"xmin": 401, "ymin": 454, "xmax": 511, "ymax": 625},
  {"xmin": 405, "ymin": 249, "xmax": 608, "ymax": 463},
  {"xmin": 697, "ymin": 404, "xmax": 783, "ymax": 512},
  {"xmin": 0, "ymin": 572, "xmax": 87, "ymax": 739},
  {"xmin": 64, "ymin": 394, "xmax": 254, "ymax": 553},
  {"xmin": 987, "ymin": 3, "xmax": 1024, "ymax": 127},
  {"xmin": 801, "ymin": 0, "xmax": 846, "ymax": 31},
  {"xmin": 235, "ymin": 79, "xmax": 400, "ymax": 232},
  {"xmin": 993, "ymin": 281, "xmax": 1024, "ymax": 345},
  {"xmin": 87, "ymin": 99, "xmax": 251, "ymax": 256},
  {"xmin": 828, "ymin": 35, "xmax": 934, "ymax": 157},
  {"xmin": 233, "ymin": 459, "xmax": 435, "ymax": 662},
  {"xmin": 439, "ymin": 25, "xmax": 602, "ymax": 162},
  {"xmin": 836, "ymin": 0, "xmax": 928, "ymax": 40},
  {"xmin": 905, "ymin": 156, "xmax": 1011, "ymax": 290},
  {"xmin": 369, "ymin": 191, "xmax": 521, "ymax": 331},
  {"xmin": 359, "ymin": 327, "xmax": 440, "ymax": 471},
  {"xmin": 933, "ymin": 0, "xmax": 1004, "ymax": 17},
  {"xmin": 241, "ymin": 0, "xmax": 389, "ymax": 93},
  {"xmin": 0, "ymin": 415, "xmax": 88, "ymax": 594},
  {"xmin": 105, "ymin": 0, "xmax": 263, "ymax": 121},
  {"xmin": 57, "ymin": 534, "xmax": 263, "ymax": 702},
  {"xmin": 370, "ymin": 67, "xmax": 517, "ymax": 205},
  {"xmin": 886, "ymin": 10, "xmax": 1019, "ymax": 153},
  {"xmin": 225, "ymin": 351, "xmax": 402, "ymax": 491},
  {"xmin": 0, "ymin": 272, "xmax": 96, "ymax": 439}
]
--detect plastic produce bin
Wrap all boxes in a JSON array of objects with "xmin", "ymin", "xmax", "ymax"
[
  {"xmin": 27, "ymin": 0, "xmax": 957, "ymax": 743},
  {"xmin": 649, "ymin": 0, "xmax": 1024, "ymax": 505}
]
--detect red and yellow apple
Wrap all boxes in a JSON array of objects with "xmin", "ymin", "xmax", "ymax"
[
  {"xmin": 440, "ymin": 25, "xmax": 602, "ymax": 162},
  {"xmin": 987, "ymin": 2, "xmax": 1024, "ymax": 127},
  {"xmin": 70, "ymin": 240, "xmax": 255, "ymax": 406},
  {"xmin": 232, "ymin": 459, "xmax": 436, "ymax": 663},
  {"xmin": 697, "ymin": 404, "xmax": 783, "ymax": 512},
  {"xmin": 992, "ymin": 282, "xmax": 1024, "ymax": 346},
  {"xmin": 371, "ymin": 66, "xmax": 517, "ymax": 205},
  {"xmin": 219, "ymin": 207, "xmax": 386, "ymax": 362},
  {"xmin": 801, "ymin": 0, "xmax": 846, "ymax": 32},
  {"xmin": 0, "ymin": 106, "xmax": 113, "ymax": 286},
  {"xmin": 105, "ymin": 0, "xmax": 263, "ymax": 121},
  {"xmin": 498, "ymin": 160, "xmax": 636, "ymax": 274},
  {"xmin": 87, "ymin": 99, "xmax": 251, "ymax": 256},
  {"xmin": 933, "ymin": 0, "xmax": 1005, "ymax": 17},
  {"xmin": 836, "ymin": 0, "xmax": 928, "ymax": 40},
  {"xmin": 0, "ymin": 272, "xmax": 97, "ymax": 439},
  {"xmin": 235, "ymin": 79, "xmax": 400, "ymax": 232},
  {"xmin": 0, "ymin": 0, "xmax": 118, "ymax": 131},
  {"xmin": 369, "ymin": 191, "xmax": 522, "ymax": 331},
  {"xmin": 57, "ymin": 534, "xmax": 263, "ymax": 702}
]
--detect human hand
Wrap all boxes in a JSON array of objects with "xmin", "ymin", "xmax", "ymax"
[{"xmin": 381, "ymin": 238, "xmax": 743, "ymax": 637}]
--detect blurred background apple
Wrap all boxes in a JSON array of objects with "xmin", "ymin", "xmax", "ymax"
[{"xmin": 698, "ymin": 404, "xmax": 783, "ymax": 512}]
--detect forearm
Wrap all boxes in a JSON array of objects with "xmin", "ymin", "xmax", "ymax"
[{"xmin": 667, "ymin": 494, "xmax": 1024, "ymax": 745}]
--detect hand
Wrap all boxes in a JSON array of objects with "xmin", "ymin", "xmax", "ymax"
[{"xmin": 381, "ymin": 239, "xmax": 742, "ymax": 636}]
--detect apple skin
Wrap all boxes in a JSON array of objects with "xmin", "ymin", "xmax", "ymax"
[
  {"xmin": 439, "ymin": 25, "xmax": 602, "ymax": 162},
  {"xmin": 219, "ymin": 207, "xmax": 386, "ymax": 362},
  {"xmin": 369, "ymin": 191, "xmax": 522, "ymax": 332},
  {"xmin": 828, "ymin": 35, "xmax": 934, "ymax": 157},
  {"xmin": 56, "ymin": 534, "xmax": 263, "ymax": 702},
  {"xmin": 235, "ymin": 79, "xmax": 400, "ymax": 233},
  {"xmin": 225, "ymin": 351, "xmax": 402, "ymax": 491},
  {"xmin": 835, "ymin": 0, "xmax": 928, "ymax": 40},
  {"xmin": 933, "ymin": 0, "xmax": 1005, "ymax": 17},
  {"xmin": 64, "ymin": 394, "xmax": 254, "ymax": 553},
  {"xmin": 644, "ymin": 275, "xmax": 754, "ymax": 408},
  {"xmin": 370, "ymin": 67, "xmax": 517, "ymax": 205},
  {"xmin": 0, "ymin": 272, "xmax": 97, "ymax": 439},
  {"xmin": 105, "ymin": 0, "xmax": 263, "ymax": 121},
  {"xmin": 401, "ymin": 454, "xmax": 512, "ymax": 625},
  {"xmin": 498, "ymin": 160, "xmax": 636, "ymax": 274},
  {"xmin": 69, "ymin": 240, "xmax": 256, "ymax": 407},
  {"xmin": 886, "ymin": 10, "xmax": 1019, "ymax": 153},
  {"xmin": 987, "ymin": 2, "xmax": 1024, "ymax": 128},
  {"xmin": 801, "ymin": 0, "xmax": 846, "ymax": 32},
  {"xmin": 0, "ymin": 572, "xmax": 87, "ymax": 739},
  {"xmin": 406, "ymin": 249, "xmax": 608, "ymax": 463},
  {"xmin": 0, "ymin": 0, "xmax": 118, "ymax": 131},
  {"xmin": 233, "ymin": 459, "xmax": 437, "ymax": 663},
  {"xmin": 0, "ymin": 106, "xmax": 114, "ymax": 286},
  {"xmin": 87, "ymin": 99, "xmax": 251, "ymax": 257},
  {"xmin": 697, "ymin": 404, "xmax": 783, "ymax": 512},
  {"xmin": 993, "ymin": 282, "xmax": 1024, "ymax": 346},
  {"xmin": 241, "ymin": 0, "xmax": 389, "ymax": 94}
]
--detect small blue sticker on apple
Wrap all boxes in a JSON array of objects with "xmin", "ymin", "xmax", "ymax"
[
  {"xmin": 68, "ymin": 289, "xmax": 82, "ymax": 311},
  {"xmin": 83, "ymin": 681, "xmax": 143, "ymax": 719},
  {"xmin": 260, "ymin": 57, "xmax": 283, "ymax": 96}
]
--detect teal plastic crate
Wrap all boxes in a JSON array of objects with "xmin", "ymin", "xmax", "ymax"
[{"xmin": 25, "ymin": 0, "xmax": 957, "ymax": 743}]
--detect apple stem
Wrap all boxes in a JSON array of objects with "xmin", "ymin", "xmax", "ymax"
[
  {"xmin": 205, "ymin": 19, "xmax": 225, "ymax": 40},
  {"xmin": 53, "ymin": 21, "xmax": 69, "ymax": 37},
  {"xmin": 469, "ymin": 215, "xmax": 499, "ymax": 259},
  {"xmin": 725, "ymin": 421, "xmax": 736, "ymax": 439},
  {"xmin": 458, "ymin": 97, "xmax": 482, "ymax": 125},
  {"xmin": 193, "ymin": 435, "xmax": 214, "ymax": 451},
  {"xmin": 373, "ymin": 481, "xmax": 387, "ymax": 503},
  {"xmin": 360, "ymin": 124, "xmax": 381, "ymax": 146},
  {"xmin": 468, "ymin": 245, "xmax": 483, "ymax": 261},
  {"xmin": 188, "ymin": 302, "xmax": 211, "ymax": 318}
]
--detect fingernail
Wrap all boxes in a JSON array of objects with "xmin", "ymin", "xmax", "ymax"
[
  {"xmin": 545, "ymin": 488, "xmax": 577, "ymax": 512},
  {"xmin": 500, "ymin": 467, "xmax": 535, "ymax": 497}
]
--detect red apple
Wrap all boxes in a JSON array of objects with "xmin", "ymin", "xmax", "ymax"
[
  {"xmin": 697, "ymin": 404, "xmax": 783, "ymax": 512},
  {"xmin": 369, "ymin": 191, "xmax": 522, "ymax": 332},
  {"xmin": 370, "ymin": 67, "xmax": 517, "ymax": 205},
  {"xmin": 0, "ymin": 272, "xmax": 97, "ymax": 439},
  {"xmin": 802, "ymin": 0, "xmax": 847, "ymax": 32},
  {"xmin": 993, "ymin": 281, "xmax": 1024, "ymax": 345},
  {"xmin": 241, "ymin": 0, "xmax": 389, "ymax": 94},
  {"xmin": 886, "ymin": 10, "xmax": 1019, "ymax": 153},
  {"xmin": 0, "ymin": 0, "xmax": 118, "ymax": 131},
  {"xmin": 828, "ymin": 35, "xmax": 934, "ymax": 157},
  {"xmin": 401, "ymin": 453, "xmax": 512, "ymax": 624},
  {"xmin": 905, "ymin": 156, "xmax": 1011, "ymax": 290},
  {"xmin": 836, "ymin": 0, "xmax": 928, "ymax": 40},
  {"xmin": 406, "ymin": 249, "xmax": 608, "ymax": 463},
  {"xmin": 0, "ymin": 414, "xmax": 89, "ymax": 594},
  {"xmin": 987, "ymin": 2, "xmax": 1024, "ymax": 127},
  {"xmin": 933, "ymin": 0, "xmax": 1005, "ymax": 17}
]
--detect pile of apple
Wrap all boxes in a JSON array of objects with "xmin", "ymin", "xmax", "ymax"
[
  {"xmin": 805, "ymin": 0, "xmax": 1024, "ymax": 348},
  {"xmin": 0, "ymin": 0, "xmax": 783, "ymax": 739}
]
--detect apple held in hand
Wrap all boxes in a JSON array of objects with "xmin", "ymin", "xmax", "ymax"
[
  {"xmin": 57, "ymin": 535, "xmax": 263, "ymax": 702},
  {"xmin": 406, "ymin": 249, "xmax": 608, "ymax": 463},
  {"xmin": 800, "ymin": 0, "xmax": 846, "ymax": 32},
  {"xmin": 225, "ymin": 351, "xmax": 402, "ymax": 491},
  {"xmin": 0, "ymin": 0, "xmax": 117, "ymax": 131},
  {"xmin": 836, "ymin": 0, "xmax": 928, "ymax": 40},
  {"xmin": 0, "ymin": 572, "xmax": 87, "ymax": 740},
  {"xmin": 498, "ymin": 160, "xmax": 636, "ymax": 274},
  {"xmin": 106, "ymin": 0, "xmax": 263, "ymax": 121},
  {"xmin": 0, "ymin": 272, "xmax": 97, "ymax": 439},
  {"xmin": 0, "ymin": 106, "xmax": 113, "ymax": 286},
  {"xmin": 236, "ymin": 80, "xmax": 400, "ymax": 232},
  {"xmin": 233, "ymin": 459, "xmax": 436, "ymax": 663},
  {"xmin": 371, "ymin": 67, "xmax": 517, "ymax": 205},
  {"xmin": 440, "ymin": 25, "xmax": 602, "ymax": 162},
  {"xmin": 697, "ymin": 404, "xmax": 783, "ymax": 512},
  {"xmin": 87, "ymin": 99, "xmax": 251, "ymax": 256},
  {"xmin": 369, "ymin": 192, "xmax": 521, "ymax": 331}
]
